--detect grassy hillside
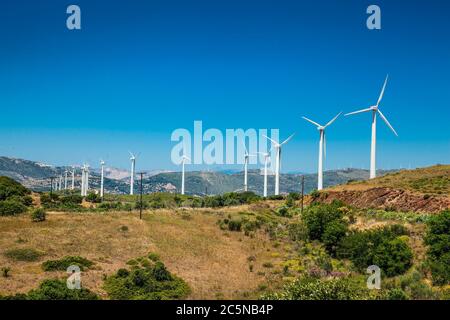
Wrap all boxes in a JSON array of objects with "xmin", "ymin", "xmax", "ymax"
[{"xmin": 331, "ymin": 165, "xmax": 450, "ymax": 196}]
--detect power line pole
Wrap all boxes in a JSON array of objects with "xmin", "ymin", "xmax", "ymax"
[
  {"xmin": 139, "ymin": 172, "xmax": 144, "ymax": 220},
  {"xmin": 301, "ymin": 175, "xmax": 304, "ymax": 214}
]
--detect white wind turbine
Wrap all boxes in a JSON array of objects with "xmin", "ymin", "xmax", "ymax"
[
  {"xmin": 345, "ymin": 75, "xmax": 398, "ymax": 179},
  {"xmin": 180, "ymin": 154, "xmax": 190, "ymax": 195},
  {"xmin": 64, "ymin": 170, "xmax": 68, "ymax": 190},
  {"xmin": 302, "ymin": 112, "xmax": 342, "ymax": 191},
  {"xmin": 84, "ymin": 164, "xmax": 90, "ymax": 195},
  {"xmin": 80, "ymin": 164, "xmax": 85, "ymax": 196},
  {"xmin": 100, "ymin": 160, "xmax": 105, "ymax": 198},
  {"xmin": 264, "ymin": 133, "xmax": 295, "ymax": 196},
  {"xmin": 71, "ymin": 166, "xmax": 75, "ymax": 190},
  {"xmin": 242, "ymin": 141, "xmax": 256, "ymax": 192},
  {"xmin": 129, "ymin": 152, "xmax": 137, "ymax": 195},
  {"xmin": 256, "ymin": 151, "xmax": 271, "ymax": 197}
]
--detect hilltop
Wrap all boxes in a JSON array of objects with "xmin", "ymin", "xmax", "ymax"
[
  {"xmin": 0, "ymin": 156, "xmax": 395, "ymax": 195},
  {"xmin": 312, "ymin": 165, "xmax": 450, "ymax": 213}
]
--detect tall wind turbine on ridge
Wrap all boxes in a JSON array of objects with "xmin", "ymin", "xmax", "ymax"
[
  {"xmin": 302, "ymin": 112, "xmax": 342, "ymax": 190},
  {"xmin": 180, "ymin": 154, "xmax": 190, "ymax": 195},
  {"xmin": 100, "ymin": 160, "xmax": 105, "ymax": 199},
  {"xmin": 242, "ymin": 141, "xmax": 256, "ymax": 192},
  {"xmin": 264, "ymin": 133, "xmax": 295, "ymax": 196},
  {"xmin": 257, "ymin": 151, "xmax": 271, "ymax": 197},
  {"xmin": 129, "ymin": 152, "xmax": 137, "ymax": 195},
  {"xmin": 71, "ymin": 166, "xmax": 75, "ymax": 190},
  {"xmin": 80, "ymin": 164, "xmax": 86, "ymax": 196},
  {"xmin": 345, "ymin": 75, "xmax": 398, "ymax": 179}
]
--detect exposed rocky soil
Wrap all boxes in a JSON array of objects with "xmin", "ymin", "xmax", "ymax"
[{"xmin": 311, "ymin": 187, "xmax": 450, "ymax": 213}]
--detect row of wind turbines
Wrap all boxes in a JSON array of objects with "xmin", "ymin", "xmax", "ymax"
[
  {"xmin": 53, "ymin": 76, "xmax": 397, "ymax": 198},
  {"xmin": 232, "ymin": 75, "xmax": 397, "ymax": 196}
]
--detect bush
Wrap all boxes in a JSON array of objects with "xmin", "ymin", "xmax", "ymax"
[
  {"xmin": 303, "ymin": 201, "xmax": 347, "ymax": 241},
  {"xmin": 424, "ymin": 210, "xmax": 450, "ymax": 285},
  {"xmin": 0, "ymin": 176, "xmax": 30, "ymax": 201},
  {"xmin": 0, "ymin": 199, "xmax": 27, "ymax": 216},
  {"xmin": 385, "ymin": 288, "xmax": 409, "ymax": 300},
  {"xmin": 60, "ymin": 195, "xmax": 83, "ymax": 205},
  {"xmin": 42, "ymin": 256, "xmax": 94, "ymax": 271},
  {"xmin": 322, "ymin": 221, "xmax": 348, "ymax": 255},
  {"xmin": 4, "ymin": 248, "xmax": 44, "ymax": 262},
  {"xmin": 104, "ymin": 254, "xmax": 190, "ymax": 300},
  {"xmin": 26, "ymin": 279, "xmax": 99, "ymax": 300},
  {"xmin": 337, "ymin": 225, "xmax": 411, "ymax": 276},
  {"xmin": 261, "ymin": 276, "xmax": 368, "ymax": 300},
  {"xmin": 1, "ymin": 267, "xmax": 11, "ymax": 278},
  {"xmin": 373, "ymin": 238, "xmax": 413, "ymax": 277},
  {"xmin": 288, "ymin": 221, "xmax": 309, "ymax": 242},
  {"xmin": 31, "ymin": 208, "xmax": 46, "ymax": 222},
  {"xmin": 228, "ymin": 219, "xmax": 242, "ymax": 232},
  {"xmin": 85, "ymin": 192, "xmax": 101, "ymax": 203}
]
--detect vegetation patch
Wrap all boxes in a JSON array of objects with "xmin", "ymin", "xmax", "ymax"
[
  {"xmin": 4, "ymin": 248, "xmax": 44, "ymax": 262},
  {"xmin": 0, "ymin": 279, "xmax": 99, "ymax": 300},
  {"xmin": 104, "ymin": 253, "xmax": 190, "ymax": 300},
  {"xmin": 42, "ymin": 256, "xmax": 94, "ymax": 271}
]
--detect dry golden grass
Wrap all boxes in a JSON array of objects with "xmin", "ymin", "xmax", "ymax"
[
  {"xmin": 0, "ymin": 208, "xmax": 285, "ymax": 299},
  {"xmin": 330, "ymin": 164, "xmax": 450, "ymax": 196}
]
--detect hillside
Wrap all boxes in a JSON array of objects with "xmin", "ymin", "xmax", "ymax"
[
  {"xmin": 313, "ymin": 165, "xmax": 450, "ymax": 213},
  {"xmin": 0, "ymin": 156, "xmax": 395, "ymax": 196}
]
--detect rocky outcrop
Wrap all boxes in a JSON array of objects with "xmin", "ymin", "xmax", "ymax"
[{"xmin": 311, "ymin": 187, "xmax": 450, "ymax": 213}]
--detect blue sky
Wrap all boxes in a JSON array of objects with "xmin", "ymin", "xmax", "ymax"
[{"xmin": 0, "ymin": 0, "xmax": 449, "ymax": 172}]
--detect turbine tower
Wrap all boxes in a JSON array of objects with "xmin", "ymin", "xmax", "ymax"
[
  {"xmin": 129, "ymin": 152, "xmax": 136, "ymax": 195},
  {"xmin": 180, "ymin": 155, "xmax": 190, "ymax": 195},
  {"xmin": 242, "ymin": 141, "xmax": 256, "ymax": 192},
  {"xmin": 71, "ymin": 166, "xmax": 75, "ymax": 190},
  {"xmin": 257, "ymin": 151, "xmax": 271, "ymax": 197},
  {"xmin": 302, "ymin": 112, "xmax": 342, "ymax": 190},
  {"xmin": 84, "ymin": 164, "xmax": 89, "ymax": 196},
  {"xmin": 264, "ymin": 133, "xmax": 295, "ymax": 196},
  {"xmin": 64, "ymin": 170, "xmax": 68, "ymax": 190},
  {"xmin": 58, "ymin": 174, "xmax": 62, "ymax": 191},
  {"xmin": 345, "ymin": 75, "xmax": 398, "ymax": 179},
  {"xmin": 80, "ymin": 165, "xmax": 85, "ymax": 196},
  {"xmin": 100, "ymin": 160, "xmax": 105, "ymax": 198}
]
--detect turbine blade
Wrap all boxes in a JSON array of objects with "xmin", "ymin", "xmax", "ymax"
[
  {"xmin": 324, "ymin": 111, "xmax": 342, "ymax": 128},
  {"xmin": 263, "ymin": 134, "xmax": 280, "ymax": 147},
  {"xmin": 302, "ymin": 116, "xmax": 321, "ymax": 127},
  {"xmin": 345, "ymin": 108, "xmax": 372, "ymax": 116},
  {"xmin": 241, "ymin": 140, "xmax": 248, "ymax": 155},
  {"xmin": 377, "ymin": 109, "xmax": 398, "ymax": 136},
  {"xmin": 377, "ymin": 75, "xmax": 389, "ymax": 107},
  {"xmin": 280, "ymin": 133, "xmax": 295, "ymax": 145}
]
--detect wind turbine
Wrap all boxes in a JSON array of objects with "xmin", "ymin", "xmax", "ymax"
[
  {"xmin": 345, "ymin": 75, "xmax": 398, "ymax": 179},
  {"xmin": 129, "ymin": 152, "xmax": 137, "ymax": 195},
  {"xmin": 64, "ymin": 170, "xmax": 68, "ymax": 190},
  {"xmin": 80, "ymin": 165, "xmax": 85, "ymax": 196},
  {"xmin": 242, "ymin": 141, "xmax": 256, "ymax": 192},
  {"xmin": 84, "ymin": 164, "xmax": 90, "ymax": 195},
  {"xmin": 180, "ymin": 155, "xmax": 190, "ymax": 195},
  {"xmin": 302, "ymin": 112, "xmax": 342, "ymax": 190},
  {"xmin": 71, "ymin": 166, "xmax": 75, "ymax": 190},
  {"xmin": 257, "ymin": 151, "xmax": 271, "ymax": 197},
  {"xmin": 264, "ymin": 133, "xmax": 295, "ymax": 196},
  {"xmin": 100, "ymin": 160, "xmax": 105, "ymax": 199}
]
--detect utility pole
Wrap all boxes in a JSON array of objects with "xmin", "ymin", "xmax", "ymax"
[
  {"xmin": 138, "ymin": 172, "xmax": 144, "ymax": 220},
  {"xmin": 301, "ymin": 175, "xmax": 305, "ymax": 214},
  {"xmin": 50, "ymin": 177, "xmax": 54, "ymax": 197},
  {"xmin": 205, "ymin": 186, "xmax": 208, "ymax": 196}
]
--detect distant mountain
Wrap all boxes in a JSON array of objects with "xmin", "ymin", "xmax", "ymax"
[{"xmin": 0, "ymin": 156, "xmax": 397, "ymax": 195}]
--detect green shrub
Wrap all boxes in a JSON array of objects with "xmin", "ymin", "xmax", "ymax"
[
  {"xmin": 0, "ymin": 199, "xmax": 27, "ymax": 216},
  {"xmin": 288, "ymin": 221, "xmax": 308, "ymax": 242},
  {"xmin": 26, "ymin": 279, "xmax": 99, "ymax": 300},
  {"xmin": 60, "ymin": 194, "xmax": 83, "ymax": 205},
  {"xmin": 31, "ymin": 208, "xmax": 46, "ymax": 222},
  {"xmin": 0, "ymin": 176, "xmax": 30, "ymax": 201},
  {"xmin": 42, "ymin": 256, "xmax": 94, "ymax": 271},
  {"xmin": 303, "ymin": 201, "xmax": 347, "ymax": 241},
  {"xmin": 373, "ymin": 238, "xmax": 413, "ymax": 277},
  {"xmin": 385, "ymin": 288, "xmax": 409, "ymax": 300},
  {"xmin": 4, "ymin": 248, "xmax": 44, "ymax": 262},
  {"xmin": 261, "ymin": 276, "xmax": 368, "ymax": 300},
  {"xmin": 424, "ymin": 210, "xmax": 450, "ymax": 285},
  {"xmin": 86, "ymin": 192, "xmax": 101, "ymax": 203},
  {"xmin": 322, "ymin": 221, "xmax": 348, "ymax": 255},
  {"xmin": 1, "ymin": 267, "xmax": 11, "ymax": 278},
  {"xmin": 337, "ymin": 225, "xmax": 411, "ymax": 276},
  {"xmin": 104, "ymin": 254, "xmax": 190, "ymax": 300},
  {"xmin": 228, "ymin": 219, "xmax": 242, "ymax": 232}
]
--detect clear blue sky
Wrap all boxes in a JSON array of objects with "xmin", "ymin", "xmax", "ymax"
[{"xmin": 0, "ymin": 0, "xmax": 449, "ymax": 172}]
